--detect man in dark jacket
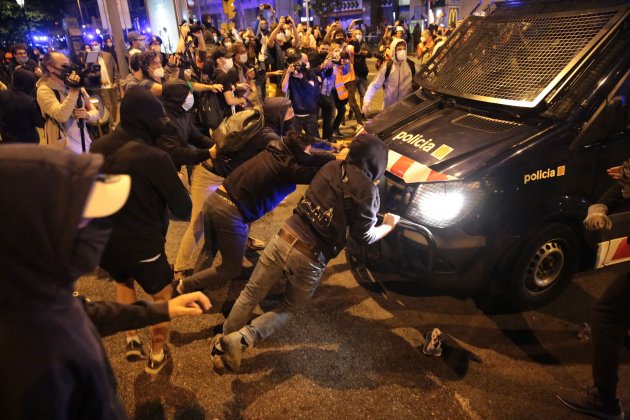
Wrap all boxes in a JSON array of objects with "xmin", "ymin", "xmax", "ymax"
[
  {"xmin": 0, "ymin": 68, "xmax": 44, "ymax": 143},
  {"xmin": 558, "ymin": 159, "xmax": 629, "ymax": 420},
  {"xmin": 281, "ymin": 50, "xmax": 320, "ymax": 138},
  {"xmin": 213, "ymin": 134, "xmax": 400, "ymax": 372},
  {"xmin": 157, "ymin": 79, "xmax": 214, "ymax": 168},
  {"xmin": 173, "ymin": 131, "xmax": 341, "ymax": 302},
  {"xmin": 90, "ymin": 88, "xmax": 192, "ymax": 375},
  {"xmin": 0, "ymin": 144, "xmax": 130, "ymax": 419}
]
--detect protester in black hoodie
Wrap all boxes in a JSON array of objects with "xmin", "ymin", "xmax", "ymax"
[
  {"xmin": 0, "ymin": 145, "xmax": 128, "ymax": 419},
  {"xmin": 0, "ymin": 68, "xmax": 44, "ymax": 143},
  {"xmin": 90, "ymin": 89, "xmax": 192, "ymax": 375},
  {"xmin": 173, "ymin": 131, "xmax": 339, "ymax": 301},
  {"xmin": 157, "ymin": 79, "xmax": 214, "ymax": 168},
  {"xmin": 212, "ymin": 134, "xmax": 400, "ymax": 372}
]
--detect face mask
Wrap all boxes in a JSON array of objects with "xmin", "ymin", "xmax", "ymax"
[
  {"xmin": 151, "ymin": 45, "xmax": 161, "ymax": 53},
  {"xmin": 184, "ymin": 68, "xmax": 192, "ymax": 79},
  {"xmin": 153, "ymin": 67, "xmax": 165, "ymax": 79},
  {"xmin": 285, "ymin": 30, "xmax": 292, "ymax": 38},
  {"xmin": 91, "ymin": 45, "xmax": 100, "ymax": 52},
  {"xmin": 223, "ymin": 58, "xmax": 233, "ymax": 70},
  {"xmin": 304, "ymin": 61, "xmax": 310, "ymax": 69},
  {"xmin": 421, "ymin": 36, "xmax": 426, "ymax": 43},
  {"xmin": 107, "ymin": 42, "xmax": 113, "ymax": 47},
  {"xmin": 319, "ymin": 51, "xmax": 328, "ymax": 60},
  {"xmin": 16, "ymin": 56, "xmax": 28, "ymax": 65},
  {"xmin": 396, "ymin": 50, "xmax": 407, "ymax": 62},
  {"xmin": 68, "ymin": 218, "xmax": 112, "ymax": 280},
  {"xmin": 244, "ymin": 39, "xmax": 249, "ymax": 45},
  {"xmin": 225, "ymin": 42, "xmax": 232, "ymax": 49},
  {"xmin": 335, "ymin": 38, "xmax": 344, "ymax": 44},
  {"xmin": 182, "ymin": 93, "xmax": 195, "ymax": 111},
  {"xmin": 239, "ymin": 53, "xmax": 248, "ymax": 64},
  {"xmin": 213, "ymin": 36, "xmax": 219, "ymax": 43},
  {"xmin": 282, "ymin": 117, "xmax": 295, "ymax": 135},
  {"xmin": 355, "ymin": 35, "xmax": 362, "ymax": 43},
  {"xmin": 261, "ymin": 25, "xmax": 268, "ymax": 32},
  {"xmin": 138, "ymin": 41, "xmax": 146, "ymax": 49}
]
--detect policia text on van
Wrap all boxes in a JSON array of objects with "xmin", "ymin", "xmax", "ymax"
[{"xmin": 358, "ymin": 0, "xmax": 630, "ymax": 309}]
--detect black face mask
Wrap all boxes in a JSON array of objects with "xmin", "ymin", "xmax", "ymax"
[
  {"xmin": 334, "ymin": 38, "xmax": 344, "ymax": 44},
  {"xmin": 282, "ymin": 117, "xmax": 295, "ymax": 135},
  {"xmin": 323, "ymin": 67, "xmax": 334, "ymax": 78},
  {"xmin": 319, "ymin": 52, "xmax": 328, "ymax": 60},
  {"xmin": 261, "ymin": 25, "xmax": 268, "ymax": 32},
  {"xmin": 68, "ymin": 218, "xmax": 112, "ymax": 280}
]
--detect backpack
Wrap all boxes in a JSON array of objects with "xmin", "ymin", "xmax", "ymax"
[
  {"xmin": 213, "ymin": 108, "xmax": 264, "ymax": 155},
  {"xmin": 384, "ymin": 59, "xmax": 417, "ymax": 87},
  {"xmin": 196, "ymin": 92, "xmax": 222, "ymax": 130}
]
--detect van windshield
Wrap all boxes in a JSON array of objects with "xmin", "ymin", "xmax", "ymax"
[{"xmin": 416, "ymin": 1, "xmax": 628, "ymax": 109}]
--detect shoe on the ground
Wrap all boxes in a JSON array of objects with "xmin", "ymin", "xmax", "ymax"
[
  {"xmin": 210, "ymin": 334, "xmax": 226, "ymax": 373},
  {"xmin": 422, "ymin": 328, "xmax": 443, "ymax": 357},
  {"xmin": 125, "ymin": 339, "xmax": 147, "ymax": 362},
  {"xmin": 557, "ymin": 387, "xmax": 624, "ymax": 420},
  {"xmin": 333, "ymin": 130, "xmax": 344, "ymax": 139},
  {"xmin": 246, "ymin": 236, "xmax": 265, "ymax": 251},
  {"xmin": 145, "ymin": 350, "xmax": 170, "ymax": 375},
  {"xmin": 220, "ymin": 331, "xmax": 246, "ymax": 371}
]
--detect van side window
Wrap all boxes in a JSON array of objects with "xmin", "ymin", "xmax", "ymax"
[{"xmin": 573, "ymin": 71, "xmax": 630, "ymax": 148}]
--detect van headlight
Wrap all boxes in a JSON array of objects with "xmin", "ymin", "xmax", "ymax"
[{"xmin": 404, "ymin": 181, "xmax": 485, "ymax": 228}]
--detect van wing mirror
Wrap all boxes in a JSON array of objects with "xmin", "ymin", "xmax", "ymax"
[{"xmin": 571, "ymin": 95, "xmax": 628, "ymax": 150}]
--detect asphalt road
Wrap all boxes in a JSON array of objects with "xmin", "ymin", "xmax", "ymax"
[{"xmin": 77, "ymin": 182, "xmax": 630, "ymax": 419}]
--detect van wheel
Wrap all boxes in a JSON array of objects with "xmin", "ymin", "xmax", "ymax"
[{"xmin": 501, "ymin": 223, "xmax": 578, "ymax": 310}]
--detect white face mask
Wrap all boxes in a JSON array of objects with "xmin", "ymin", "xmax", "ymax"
[
  {"xmin": 182, "ymin": 93, "xmax": 195, "ymax": 111},
  {"xmin": 396, "ymin": 50, "xmax": 407, "ymax": 62},
  {"xmin": 91, "ymin": 45, "xmax": 100, "ymax": 52},
  {"xmin": 152, "ymin": 67, "xmax": 165, "ymax": 79},
  {"xmin": 355, "ymin": 35, "xmax": 362, "ymax": 43},
  {"xmin": 225, "ymin": 42, "xmax": 232, "ymax": 49},
  {"xmin": 239, "ymin": 53, "xmax": 248, "ymax": 64},
  {"xmin": 223, "ymin": 58, "xmax": 234, "ymax": 70}
]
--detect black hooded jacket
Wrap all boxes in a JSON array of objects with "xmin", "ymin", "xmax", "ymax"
[
  {"xmin": 223, "ymin": 137, "xmax": 335, "ymax": 223},
  {"xmin": 286, "ymin": 134, "xmax": 388, "ymax": 261},
  {"xmin": 211, "ymin": 97, "xmax": 292, "ymax": 178},
  {"xmin": 0, "ymin": 145, "xmax": 126, "ymax": 419},
  {"xmin": 90, "ymin": 89, "xmax": 191, "ymax": 264},
  {"xmin": 156, "ymin": 79, "xmax": 214, "ymax": 168},
  {"xmin": 0, "ymin": 68, "xmax": 44, "ymax": 143}
]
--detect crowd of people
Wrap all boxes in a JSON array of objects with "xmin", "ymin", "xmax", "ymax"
[{"xmin": 1, "ymin": 6, "xmax": 627, "ymax": 420}]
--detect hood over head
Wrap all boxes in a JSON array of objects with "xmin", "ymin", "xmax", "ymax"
[
  {"xmin": 348, "ymin": 133, "xmax": 388, "ymax": 181},
  {"xmin": 11, "ymin": 67, "xmax": 37, "ymax": 94},
  {"xmin": 162, "ymin": 79, "xmax": 191, "ymax": 117},
  {"xmin": 263, "ymin": 97, "xmax": 292, "ymax": 137},
  {"xmin": 119, "ymin": 88, "xmax": 167, "ymax": 143},
  {"xmin": 0, "ymin": 145, "xmax": 107, "ymax": 306},
  {"xmin": 390, "ymin": 38, "xmax": 407, "ymax": 62}
]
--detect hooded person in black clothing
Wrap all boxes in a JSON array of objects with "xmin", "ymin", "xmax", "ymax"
[
  {"xmin": 173, "ymin": 131, "xmax": 342, "ymax": 306},
  {"xmin": 0, "ymin": 68, "xmax": 44, "ymax": 143},
  {"xmin": 0, "ymin": 145, "xmax": 129, "ymax": 419},
  {"xmin": 156, "ymin": 79, "xmax": 214, "ymax": 168},
  {"xmin": 90, "ymin": 89, "xmax": 192, "ymax": 375},
  {"xmin": 213, "ymin": 134, "xmax": 400, "ymax": 372}
]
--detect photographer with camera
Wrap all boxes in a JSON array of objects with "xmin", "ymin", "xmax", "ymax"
[
  {"xmin": 37, "ymin": 52, "xmax": 99, "ymax": 153},
  {"xmin": 347, "ymin": 27, "xmax": 371, "ymax": 110},
  {"xmin": 281, "ymin": 50, "xmax": 319, "ymax": 137}
]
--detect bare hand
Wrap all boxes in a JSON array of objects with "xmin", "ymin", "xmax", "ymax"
[
  {"xmin": 34, "ymin": 67, "xmax": 42, "ymax": 77},
  {"xmin": 168, "ymin": 292, "xmax": 212, "ymax": 318},
  {"xmin": 383, "ymin": 212, "xmax": 401, "ymax": 228},
  {"xmin": 180, "ymin": 23, "xmax": 190, "ymax": 37},
  {"xmin": 361, "ymin": 104, "xmax": 370, "ymax": 116},
  {"xmin": 73, "ymin": 107, "xmax": 88, "ymax": 119},
  {"xmin": 209, "ymin": 84, "xmax": 224, "ymax": 93},
  {"xmin": 607, "ymin": 165, "xmax": 622, "ymax": 180},
  {"xmin": 268, "ymin": 70, "xmax": 283, "ymax": 76},
  {"xmin": 332, "ymin": 142, "xmax": 348, "ymax": 151}
]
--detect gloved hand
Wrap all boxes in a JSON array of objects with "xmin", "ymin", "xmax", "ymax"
[{"xmin": 584, "ymin": 204, "xmax": 612, "ymax": 231}]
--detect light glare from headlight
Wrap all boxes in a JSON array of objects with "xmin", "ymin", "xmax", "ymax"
[{"xmin": 418, "ymin": 190, "xmax": 465, "ymax": 224}]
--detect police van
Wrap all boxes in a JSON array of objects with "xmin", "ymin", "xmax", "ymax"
[{"xmin": 359, "ymin": 0, "xmax": 630, "ymax": 308}]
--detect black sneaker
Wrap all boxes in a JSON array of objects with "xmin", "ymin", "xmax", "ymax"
[
  {"xmin": 210, "ymin": 334, "xmax": 227, "ymax": 373},
  {"xmin": 145, "ymin": 350, "xmax": 170, "ymax": 375},
  {"xmin": 125, "ymin": 340, "xmax": 147, "ymax": 362},
  {"xmin": 557, "ymin": 387, "xmax": 624, "ymax": 420}
]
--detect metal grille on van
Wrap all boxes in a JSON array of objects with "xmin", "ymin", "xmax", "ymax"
[
  {"xmin": 451, "ymin": 114, "xmax": 521, "ymax": 133},
  {"xmin": 418, "ymin": 1, "xmax": 626, "ymax": 108}
]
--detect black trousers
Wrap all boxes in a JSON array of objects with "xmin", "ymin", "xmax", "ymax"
[
  {"xmin": 318, "ymin": 94, "xmax": 335, "ymax": 140},
  {"xmin": 332, "ymin": 89, "xmax": 347, "ymax": 132},
  {"xmin": 294, "ymin": 113, "xmax": 320, "ymax": 138},
  {"xmin": 592, "ymin": 269, "xmax": 630, "ymax": 402},
  {"xmin": 345, "ymin": 80, "xmax": 363, "ymax": 125}
]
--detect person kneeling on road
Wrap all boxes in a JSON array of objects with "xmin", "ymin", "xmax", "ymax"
[
  {"xmin": 172, "ymin": 131, "xmax": 345, "ymax": 307},
  {"xmin": 211, "ymin": 133, "xmax": 400, "ymax": 372}
]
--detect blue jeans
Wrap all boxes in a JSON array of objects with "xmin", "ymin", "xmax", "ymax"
[{"xmin": 223, "ymin": 227, "xmax": 326, "ymax": 346}]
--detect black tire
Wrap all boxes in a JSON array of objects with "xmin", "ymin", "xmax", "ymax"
[{"xmin": 500, "ymin": 223, "xmax": 579, "ymax": 310}]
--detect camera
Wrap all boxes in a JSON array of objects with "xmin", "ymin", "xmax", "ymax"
[
  {"xmin": 282, "ymin": 16, "xmax": 293, "ymax": 25},
  {"xmin": 61, "ymin": 62, "xmax": 101, "ymax": 89}
]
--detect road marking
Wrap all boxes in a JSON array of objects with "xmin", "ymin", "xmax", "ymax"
[{"xmin": 454, "ymin": 392, "xmax": 482, "ymax": 420}]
